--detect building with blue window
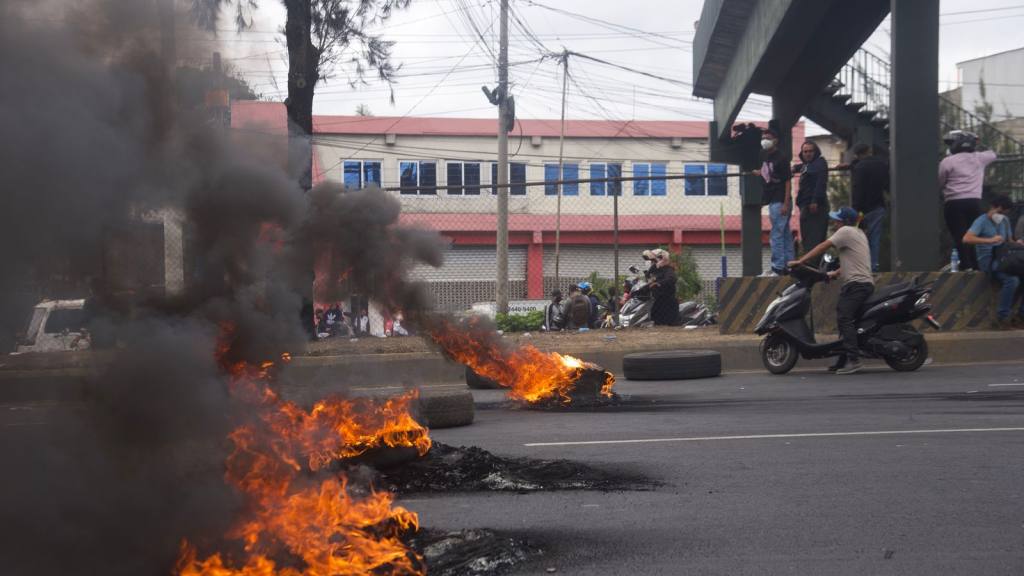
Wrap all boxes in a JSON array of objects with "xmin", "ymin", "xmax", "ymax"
[{"xmin": 234, "ymin": 102, "xmax": 804, "ymax": 311}]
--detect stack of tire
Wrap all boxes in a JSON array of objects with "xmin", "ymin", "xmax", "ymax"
[{"xmin": 622, "ymin": 350, "xmax": 721, "ymax": 381}]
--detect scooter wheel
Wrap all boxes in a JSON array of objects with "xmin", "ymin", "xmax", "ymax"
[
  {"xmin": 761, "ymin": 334, "xmax": 798, "ymax": 375},
  {"xmin": 884, "ymin": 338, "xmax": 929, "ymax": 372}
]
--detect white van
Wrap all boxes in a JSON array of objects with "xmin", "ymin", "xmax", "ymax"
[{"xmin": 15, "ymin": 300, "xmax": 92, "ymax": 354}]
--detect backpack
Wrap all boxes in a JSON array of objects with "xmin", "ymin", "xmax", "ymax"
[
  {"xmin": 568, "ymin": 294, "xmax": 591, "ymax": 328},
  {"xmin": 995, "ymin": 243, "xmax": 1024, "ymax": 276}
]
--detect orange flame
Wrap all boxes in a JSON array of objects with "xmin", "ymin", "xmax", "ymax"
[
  {"xmin": 177, "ymin": 326, "xmax": 429, "ymax": 575},
  {"xmin": 429, "ymin": 320, "xmax": 615, "ymax": 404}
]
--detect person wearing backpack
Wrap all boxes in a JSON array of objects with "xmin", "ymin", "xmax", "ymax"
[
  {"xmin": 963, "ymin": 195, "xmax": 1024, "ymax": 329},
  {"xmin": 543, "ymin": 290, "xmax": 565, "ymax": 331},
  {"xmin": 563, "ymin": 285, "xmax": 593, "ymax": 330}
]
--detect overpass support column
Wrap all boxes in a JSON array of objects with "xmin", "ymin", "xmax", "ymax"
[{"xmin": 889, "ymin": 0, "xmax": 940, "ymax": 271}]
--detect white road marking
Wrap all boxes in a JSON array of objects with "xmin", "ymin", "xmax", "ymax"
[
  {"xmin": 524, "ymin": 427, "xmax": 1024, "ymax": 447},
  {"xmin": 988, "ymin": 383, "xmax": 1024, "ymax": 387}
]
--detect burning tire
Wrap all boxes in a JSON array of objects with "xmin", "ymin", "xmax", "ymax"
[
  {"xmin": 416, "ymin": 389, "xmax": 475, "ymax": 428},
  {"xmin": 465, "ymin": 366, "xmax": 503, "ymax": 390},
  {"xmin": 622, "ymin": 350, "xmax": 721, "ymax": 381}
]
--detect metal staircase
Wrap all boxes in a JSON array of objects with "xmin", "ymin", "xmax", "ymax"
[{"xmin": 804, "ymin": 48, "xmax": 1024, "ymax": 200}]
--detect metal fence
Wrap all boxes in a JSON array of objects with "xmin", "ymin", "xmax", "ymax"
[{"xmin": 392, "ymin": 170, "xmax": 768, "ymax": 314}]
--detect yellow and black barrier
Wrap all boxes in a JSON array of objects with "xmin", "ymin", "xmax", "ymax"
[{"xmin": 717, "ymin": 271, "xmax": 998, "ymax": 335}]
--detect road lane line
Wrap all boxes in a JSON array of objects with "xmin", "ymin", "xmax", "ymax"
[
  {"xmin": 988, "ymin": 383, "xmax": 1024, "ymax": 387},
  {"xmin": 524, "ymin": 427, "xmax": 1024, "ymax": 447}
]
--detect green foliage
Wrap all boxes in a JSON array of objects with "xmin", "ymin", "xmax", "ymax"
[
  {"xmin": 495, "ymin": 310, "xmax": 544, "ymax": 333},
  {"xmin": 584, "ymin": 271, "xmax": 619, "ymax": 302},
  {"xmin": 827, "ymin": 172, "xmax": 850, "ymax": 209}
]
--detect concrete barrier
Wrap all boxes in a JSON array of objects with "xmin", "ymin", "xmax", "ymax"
[{"xmin": 718, "ymin": 271, "xmax": 999, "ymax": 335}]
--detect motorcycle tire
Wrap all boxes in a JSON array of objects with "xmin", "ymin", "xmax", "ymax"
[
  {"xmin": 761, "ymin": 334, "xmax": 798, "ymax": 375},
  {"xmin": 465, "ymin": 366, "xmax": 503, "ymax": 390},
  {"xmin": 884, "ymin": 338, "xmax": 929, "ymax": 372},
  {"xmin": 622, "ymin": 350, "xmax": 721, "ymax": 381}
]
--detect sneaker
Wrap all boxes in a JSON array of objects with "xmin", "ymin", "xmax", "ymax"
[
  {"xmin": 835, "ymin": 360, "xmax": 863, "ymax": 375},
  {"xmin": 759, "ymin": 270, "xmax": 779, "ymax": 277},
  {"xmin": 828, "ymin": 356, "xmax": 847, "ymax": 372}
]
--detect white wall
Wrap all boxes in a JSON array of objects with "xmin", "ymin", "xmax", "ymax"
[
  {"xmin": 958, "ymin": 49, "xmax": 1024, "ymax": 121},
  {"xmin": 314, "ymin": 133, "xmax": 740, "ymax": 216}
]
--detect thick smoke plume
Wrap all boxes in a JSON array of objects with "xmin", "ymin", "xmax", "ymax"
[{"xmin": 0, "ymin": 2, "xmax": 444, "ymax": 574}]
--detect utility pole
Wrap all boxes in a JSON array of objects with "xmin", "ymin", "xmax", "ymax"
[
  {"xmin": 495, "ymin": 0, "xmax": 510, "ymax": 314},
  {"xmin": 554, "ymin": 50, "xmax": 569, "ymax": 289}
]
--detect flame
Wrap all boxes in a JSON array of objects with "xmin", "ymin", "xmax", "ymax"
[
  {"xmin": 429, "ymin": 319, "xmax": 615, "ymax": 404},
  {"xmin": 177, "ymin": 326, "xmax": 429, "ymax": 576}
]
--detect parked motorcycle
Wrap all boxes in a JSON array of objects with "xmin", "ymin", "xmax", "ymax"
[
  {"xmin": 679, "ymin": 300, "xmax": 716, "ymax": 327},
  {"xmin": 617, "ymin": 265, "xmax": 654, "ymax": 328},
  {"xmin": 755, "ymin": 257, "xmax": 941, "ymax": 374}
]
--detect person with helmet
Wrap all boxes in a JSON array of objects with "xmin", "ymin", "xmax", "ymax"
[
  {"xmin": 577, "ymin": 281, "xmax": 601, "ymax": 328},
  {"xmin": 648, "ymin": 249, "xmax": 681, "ymax": 326},
  {"xmin": 563, "ymin": 284, "xmax": 592, "ymax": 330},
  {"xmin": 789, "ymin": 206, "xmax": 874, "ymax": 375},
  {"xmin": 940, "ymin": 130, "xmax": 997, "ymax": 271}
]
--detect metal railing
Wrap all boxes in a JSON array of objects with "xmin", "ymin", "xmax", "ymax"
[{"xmin": 833, "ymin": 47, "xmax": 1024, "ymax": 201}]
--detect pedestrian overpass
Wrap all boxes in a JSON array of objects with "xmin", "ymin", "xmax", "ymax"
[{"xmin": 692, "ymin": 0, "xmax": 938, "ymax": 274}]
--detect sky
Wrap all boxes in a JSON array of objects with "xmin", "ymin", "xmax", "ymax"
[{"xmin": 210, "ymin": 0, "xmax": 1024, "ymax": 132}]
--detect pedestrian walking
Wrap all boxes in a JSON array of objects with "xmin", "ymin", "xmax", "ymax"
[
  {"xmin": 940, "ymin": 130, "xmax": 997, "ymax": 271},
  {"xmin": 755, "ymin": 129, "xmax": 793, "ymax": 276},
  {"xmin": 794, "ymin": 140, "xmax": 830, "ymax": 267},
  {"xmin": 849, "ymin": 143, "xmax": 889, "ymax": 272}
]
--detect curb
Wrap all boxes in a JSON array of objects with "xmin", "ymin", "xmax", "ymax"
[{"xmin": 3, "ymin": 331, "xmax": 1022, "ymax": 402}]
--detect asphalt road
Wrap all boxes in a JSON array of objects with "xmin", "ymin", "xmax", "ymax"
[
  {"xmin": 2, "ymin": 361, "xmax": 1023, "ymax": 575},
  {"xmin": 415, "ymin": 361, "xmax": 1024, "ymax": 576}
]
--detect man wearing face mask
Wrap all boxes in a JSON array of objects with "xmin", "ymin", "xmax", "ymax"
[
  {"xmin": 963, "ymin": 195, "xmax": 1024, "ymax": 328},
  {"xmin": 753, "ymin": 129, "xmax": 794, "ymax": 276}
]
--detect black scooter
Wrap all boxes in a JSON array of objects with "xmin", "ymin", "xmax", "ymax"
[{"xmin": 754, "ymin": 257, "xmax": 941, "ymax": 374}]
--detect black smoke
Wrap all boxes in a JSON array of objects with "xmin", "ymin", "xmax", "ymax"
[{"xmin": 0, "ymin": 2, "xmax": 444, "ymax": 574}]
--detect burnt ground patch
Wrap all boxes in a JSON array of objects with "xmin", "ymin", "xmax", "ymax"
[
  {"xmin": 409, "ymin": 528, "xmax": 542, "ymax": 576},
  {"xmin": 378, "ymin": 442, "xmax": 658, "ymax": 493}
]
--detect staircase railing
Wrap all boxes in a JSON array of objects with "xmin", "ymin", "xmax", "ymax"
[{"xmin": 832, "ymin": 47, "xmax": 1024, "ymax": 200}]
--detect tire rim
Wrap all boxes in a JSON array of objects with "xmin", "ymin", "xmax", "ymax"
[
  {"xmin": 766, "ymin": 339, "xmax": 791, "ymax": 367},
  {"xmin": 900, "ymin": 345, "xmax": 920, "ymax": 365}
]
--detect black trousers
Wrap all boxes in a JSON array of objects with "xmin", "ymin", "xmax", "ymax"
[
  {"xmin": 799, "ymin": 205, "xmax": 830, "ymax": 266},
  {"xmin": 944, "ymin": 198, "xmax": 982, "ymax": 271},
  {"xmin": 837, "ymin": 282, "xmax": 874, "ymax": 361}
]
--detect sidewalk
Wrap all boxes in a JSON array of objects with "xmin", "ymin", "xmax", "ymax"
[{"xmin": 293, "ymin": 327, "xmax": 1024, "ymax": 383}]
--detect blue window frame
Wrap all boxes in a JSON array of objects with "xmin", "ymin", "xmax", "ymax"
[
  {"xmin": 544, "ymin": 163, "xmax": 579, "ymax": 196},
  {"xmin": 446, "ymin": 161, "xmax": 482, "ymax": 195},
  {"xmin": 608, "ymin": 163, "xmax": 622, "ymax": 196},
  {"xmin": 399, "ymin": 160, "xmax": 437, "ymax": 195},
  {"xmin": 708, "ymin": 163, "xmax": 728, "ymax": 196},
  {"xmin": 633, "ymin": 163, "xmax": 650, "ymax": 196},
  {"xmin": 651, "ymin": 163, "xmax": 667, "ymax": 196},
  {"xmin": 342, "ymin": 160, "xmax": 382, "ymax": 190},
  {"xmin": 491, "ymin": 162, "xmax": 527, "ymax": 195},
  {"xmin": 544, "ymin": 164, "xmax": 559, "ymax": 195},
  {"xmin": 634, "ymin": 162, "xmax": 666, "ymax": 196},
  {"xmin": 590, "ymin": 163, "xmax": 606, "ymax": 196},
  {"xmin": 684, "ymin": 164, "xmax": 706, "ymax": 196}
]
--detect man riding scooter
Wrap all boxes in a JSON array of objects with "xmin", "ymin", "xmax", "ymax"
[{"xmin": 788, "ymin": 206, "xmax": 873, "ymax": 374}]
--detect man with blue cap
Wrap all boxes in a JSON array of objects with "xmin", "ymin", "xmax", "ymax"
[{"xmin": 789, "ymin": 206, "xmax": 874, "ymax": 374}]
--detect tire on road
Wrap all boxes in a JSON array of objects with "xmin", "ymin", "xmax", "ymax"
[
  {"xmin": 417, "ymin": 388, "xmax": 475, "ymax": 428},
  {"xmin": 622, "ymin": 350, "xmax": 721, "ymax": 381},
  {"xmin": 465, "ymin": 366, "xmax": 504, "ymax": 390}
]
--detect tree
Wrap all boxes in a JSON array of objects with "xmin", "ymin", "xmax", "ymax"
[
  {"xmin": 355, "ymin": 103, "xmax": 373, "ymax": 116},
  {"xmin": 192, "ymin": 0, "xmax": 410, "ymax": 190}
]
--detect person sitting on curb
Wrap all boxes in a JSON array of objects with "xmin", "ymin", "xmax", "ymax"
[
  {"xmin": 789, "ymin": 206, "xmax": 874, "ymax": 375},
  {"xmin": 963, "ymin": 195, "xmax": 1024, "ymax": 329}
]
